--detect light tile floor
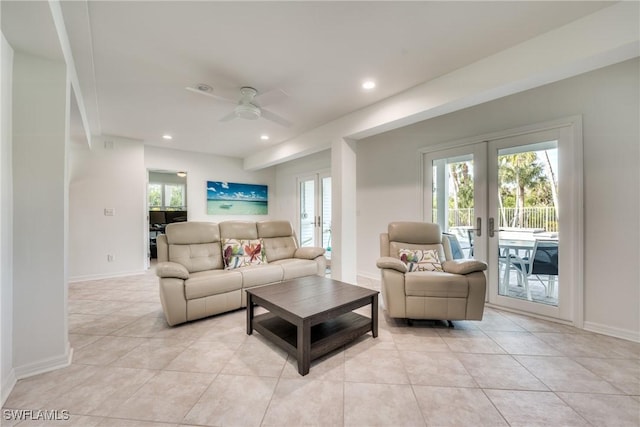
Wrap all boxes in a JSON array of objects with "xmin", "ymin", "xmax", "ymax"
[{"xmin": 2, "ymin": 270, "xmax": 639, "ymax": 427}]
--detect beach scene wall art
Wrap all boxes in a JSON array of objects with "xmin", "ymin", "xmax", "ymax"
[{"xmin": 206, "ymin": 181, "xmax": 268, "ymax": 215}]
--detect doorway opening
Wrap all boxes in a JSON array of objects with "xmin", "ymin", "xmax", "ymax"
[
  {"xmin": 298, "ymin": 171, "xmax": 332, "ymax": 271},
  {"xmin": 147, "ymin": 170, "xmax": 188, "ymax": 261}
]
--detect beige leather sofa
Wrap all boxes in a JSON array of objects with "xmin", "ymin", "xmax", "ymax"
[
  {"xmin": 156, "ymin": 220, "xmax": 326, "ymax": 326},
  {"xmin": 376, "ymin": 222, "xmax": 487, "ymax": 323}
]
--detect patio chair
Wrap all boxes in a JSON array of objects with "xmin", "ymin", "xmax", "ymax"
[
  {"xmin": 443, "ymin": 233, "xmax": 465, "ymax": 259},
  {"xmin": 510, "ymin": 240, "xmax": 559, "ymax": 300}
]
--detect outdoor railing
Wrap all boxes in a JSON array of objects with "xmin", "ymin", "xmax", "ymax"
[{"xmin": 435, "ymin": 206, "xmax": 558, "ymax": 232}]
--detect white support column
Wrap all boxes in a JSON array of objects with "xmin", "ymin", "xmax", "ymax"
[
  {"xmin": 12, "ymin": 52, "xmax": 70, "ymax": 377},
  {"xmin": 330, "ymin": 138, "xmax": 357, "ymax": 283},
  {"xmin": 434, "ymin": 158, "xmax": 447, "ymax": 227},
  {"xmin": 1, "ymin": 30, "xmax": 16, "ymax": 404}
]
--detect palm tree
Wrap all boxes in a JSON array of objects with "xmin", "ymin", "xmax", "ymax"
[
  {"xmin": 448, "ymin": 161, "xmax": 474, "ymax": 227},
  {"xmin": 543, "ymin": 150, "xmax": 559, "ymax": 221},
  {"xmin": 498, "ymin": 152, "xmax": 544, "ymax": 228}
]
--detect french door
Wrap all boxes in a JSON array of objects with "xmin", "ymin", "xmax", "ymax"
[
  {"xmin": 424, "ymin": 143, "xmax": 487, "ymax": 264},
  {"xmin": 424, "ymin": 120, "xmax": 582, "ymax": 323},
  {"xmin": 298, "ymin": 172, "xmax": 332, "ymax": 261}
]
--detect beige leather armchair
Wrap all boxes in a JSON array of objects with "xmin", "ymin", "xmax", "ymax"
[{"xmin": 376, "ymin": 222, "xmax": 487, "ymax": 323}]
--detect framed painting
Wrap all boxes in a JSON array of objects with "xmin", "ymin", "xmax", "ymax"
[{"xmin": 206, "ymin": 181, "xmax": 268, "ymax": 215}]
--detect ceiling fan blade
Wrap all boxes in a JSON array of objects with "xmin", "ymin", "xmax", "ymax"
[
  {"xmin": 261, "ymin": 108, "xmax": 292, "ymax": 128},
  {"xmin": 219, "ymin": 111, "xmax": 237, "ymax": 122},
  {"xmin": 255, "ymin": 88, "xmax": 289, "ymax": 107},
  {"xmin": 185, "ymin": 86, "xmax": 236, "ymax": 104}
]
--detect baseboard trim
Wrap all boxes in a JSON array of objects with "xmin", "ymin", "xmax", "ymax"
[
  {"xmin": 13, "ymin": 343, "xmax": 73, "ymax": 380},
  {"xmin": 1, "ymin": 368, "xmax": 17, "ymax": 406},
  {"xmin": 69, "ymin": 269, "xmax": 146, "ymax": 283},
  {"xmin": 485, "ymin": 303, "xmax": 574, "ymax": 327},
  {"xmin": 357, "ymin": 272, "xmax": 380, "ymax": 282},
  {"xmin": 583, "ymin": 321, "xmax": 640, "ymax": 343}
]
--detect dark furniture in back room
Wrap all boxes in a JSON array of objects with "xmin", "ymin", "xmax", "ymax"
[{"xmin": 149, "ymin": 210, "xmax": 187, "ymax": 258}]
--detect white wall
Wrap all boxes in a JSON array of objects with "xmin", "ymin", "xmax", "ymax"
[
  {"xmin": 149, "ymin": 171, "xmax": 188, "ymax": 184},
  {"xmin": 0, "ymin": 31, "xmax": 15, "ymax": 405},
  {"xmin": 69, "ymin": 142, "xmax": 278, "ymax": 281},
  {"xmin": 357, "ymin": 58, "xmax": 639, "ymax": 340},
  {"xmin": 69, "ymin": 136, "xmax": 147, "ymax": 280},
  {"xmin": 145, "ymin": 146, "xmax": 276, "ymax": 223},
  {"xmin": 12, "ymin": 52, "xmax": 71, "ymax": 377}
]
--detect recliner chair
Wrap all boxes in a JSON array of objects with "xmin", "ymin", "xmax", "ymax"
[{"xmin": 376, "ymin": 222, "xmax": 487, "ymax": 323}]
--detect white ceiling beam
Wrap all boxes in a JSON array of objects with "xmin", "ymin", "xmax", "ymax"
[
  {"xmin": 48, "ymin": 0, "xmax": 92, "ymax": 148},
  {"xmin": 244, "ymin": 2, "xmax": 639, "ymax": 171}
]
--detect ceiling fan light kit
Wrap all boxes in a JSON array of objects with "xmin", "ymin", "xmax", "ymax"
[
  {"xmin": 186, "ymin": 85, "xmax": 291, "ymax": 127},
  {"xmin": 235, "ymin": 103, "xmax": 261, "ymax": 120},
  {"xmin": 235, "ymin": 87, "xmax": 260, "ymax": 120}
]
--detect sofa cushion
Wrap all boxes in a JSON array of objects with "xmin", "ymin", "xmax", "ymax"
[
  {"xmin": 169, "ymin": 243, "xmax": 223, "ymax": 273},
  {"xmin": 237, "ymin": 264, "xmax": 284, "ymax": 288},
  {"xmin": 376, "ymin": 257, "xmax": 408, "ymax": 273},
  {"xmin": 270, "ymin": 258, "xmax": 319, "ymax": 280},
  {"xmin": 399, "ymin": 248, "xmax": 443, "ymax": 272},
  {"xmin": 166, "ymin": 222, "xmax": 220, "ymax": 245},
  {"xmin": 257, "ymin": 220, "xmax": 293, "ymax": 238},
  {"xmin": 388, "ymin": 222, "xmax": 441, "ymax": 245},
  {"xmin": 442, "ymin": 259, "xmax": 487, "ymax": 275},
  {"xmin": 263, "ymin": 236, "xmax": 298, "ymax": 262},
  {"xmin": 156, "ymin": 261, "xmax": 189, "ymax": 279},
  {"xmin": 405, "ymin": 272, "xmax": 469, "ymax": 298},
  {"xmin": 294, "ymin": 247, "xmax": 325, "ymax": 260},
  {"xmin": 222, "ymin": 238, "xmax": 267, "ymax": 269},
  {"xmin": 184, "ymin": 270, "xmax": 242, "ymax": 300},
  {"xmin": 219, "ymin": 221, "xmax": 258, "ymax": 239}
]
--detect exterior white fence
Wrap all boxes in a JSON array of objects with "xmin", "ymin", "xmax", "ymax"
[{"xmin": 435, "ymin": 207, "xmax": 558, "ymax": 232}]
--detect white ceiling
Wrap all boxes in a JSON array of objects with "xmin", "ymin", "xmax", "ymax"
[{"xmin": 2, "ymin": 1, "xmax": 615, "ymax": 159}]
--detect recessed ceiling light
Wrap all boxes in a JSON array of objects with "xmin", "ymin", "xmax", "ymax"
[
  {"xmin": 162, "ymin": 134, "xmax": 173, "ymax": 140},
  {"xmin": 176, "ymin": 171, "xmax": 187, "ymax": 177},
  {"xmin": 196, "ymin": 83, "xmax": 213, "ymax": 93},
  {"xmin": 260, "ymin": 135, "xmax": 270, "ymax": 141},
  {"xmin": 362, "ymin": 80, "xmax": 376, "ymax": 90}
]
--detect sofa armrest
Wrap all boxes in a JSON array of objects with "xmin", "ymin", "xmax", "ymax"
[
  {"xmin": 156, "ymin": 261, "xmax": 189, "ymax": 280},
  {"xmin": 376, "ymin": 257, "xmax": 408, "ymax": 273},
  {"xmin": 294, "ymin": 246, "xmax": 326, "ymax": 260},
  {"xmin": 442, "ymin": 259, "xmax": 487, "ymax": 275}
]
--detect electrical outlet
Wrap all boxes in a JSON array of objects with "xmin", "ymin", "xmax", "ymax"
[
  {"xmin": 104, "ymin": 208, "xmax": 115, "ymax": 216},
  {"xmin": 107, "ymin": 254, "xmax": 115, "ymax": 262}
]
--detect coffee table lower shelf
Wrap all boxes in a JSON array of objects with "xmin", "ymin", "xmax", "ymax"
[{"xmin": 252, "ymin": 311, "xmax": 372, "ymax": 364}]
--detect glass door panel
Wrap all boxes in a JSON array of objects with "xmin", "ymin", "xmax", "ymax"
[
  {"xmin": 321, "ymin": 175, "xmax": 332, "ymax": 260},
  {"xmin": 298, "ymin": 172, "xmax": 332, "ymax": 263},
  {"xmin": 299, "ymin": 177, "xmax": 316, "ymax": 247},
  {"xmin": 495, "ymin": 143, "xmax": 559, "ymax": 306},
  {"xmin": 487, "ymin": 127, "xmax": 571, "ymax": 320},
  {"xmin": 424, "ymin": 144, "xmax": 487, "ymax": 263}
]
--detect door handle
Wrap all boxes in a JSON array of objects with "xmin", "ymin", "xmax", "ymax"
[
  {"xmin": 474, "ymin": 217, "xmax": 482, "ymax": 237},
  {"xmin": 488, "ymin": 217, "xmax": 496, "ymax": 238}
]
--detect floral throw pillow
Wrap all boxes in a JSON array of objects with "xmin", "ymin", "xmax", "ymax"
[
  {"xmin": 222, "ymin": 239, "xmax": 267, "ymax": 270},
  {"xmin": 399, "ymin": 248, "xmax": 443, "ymax": 272}
]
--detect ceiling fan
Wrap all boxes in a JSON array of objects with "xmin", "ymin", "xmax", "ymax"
[{"xmin": 186, "ymin": 84, "xmax": 292, "ymax": 127}]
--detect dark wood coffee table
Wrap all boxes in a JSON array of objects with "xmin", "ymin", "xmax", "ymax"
[{"xmin": 245, "ymin": 276, "xmax": 379, "ymax": 375}]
